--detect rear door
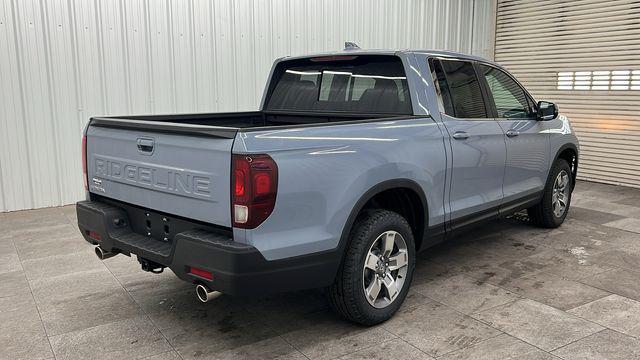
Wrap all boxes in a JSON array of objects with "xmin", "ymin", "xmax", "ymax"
[
  {"xmin": 476, "ymin": 64, "xmax": 550, "ymax": 203},
  {"xmin": 430, "ymin": 59, "xmax": 507, "ymax": 227},
  {"xmin": 86, "ymin": 123, "xmax": 234, "ymax": 226}
]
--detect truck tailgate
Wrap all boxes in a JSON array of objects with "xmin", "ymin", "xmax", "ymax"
[{"xmin": 86, "ymin": 123, "xmax": 234, "ymax": 226}]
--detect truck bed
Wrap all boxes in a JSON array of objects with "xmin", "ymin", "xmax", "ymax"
[
  {"xmin": 86, "ymin": 110, "xmax": 411, "ymax": 228},
  {"xmin": 93, "ymin": 110, "xmax": 402, "ymax": 135}
]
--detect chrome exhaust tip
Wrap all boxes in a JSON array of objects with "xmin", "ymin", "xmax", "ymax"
[
  {"xmin": 94, "ymin": 246, "xmax": 118, "ymax": 260},
  {"xmin": 196, "ymin": 284, "xmax": 222, "ymax": 303}
]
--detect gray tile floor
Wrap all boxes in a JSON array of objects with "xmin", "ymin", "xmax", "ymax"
[{"xmin": 2, "ymin": 180, "xmax": 640, "ymax": 360}]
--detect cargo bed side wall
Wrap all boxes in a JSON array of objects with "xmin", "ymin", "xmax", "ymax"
[{"xmin": 233, "ymin": 117, "xmax": 447, "ymax": 261}]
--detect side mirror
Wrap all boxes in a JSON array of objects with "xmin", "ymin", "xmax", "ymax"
[{"xmin": 537, "ymin": 101, "xmax": 558, "ymax": 121}]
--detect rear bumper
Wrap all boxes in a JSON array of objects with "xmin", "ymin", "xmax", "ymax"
[{"xmin": 76, "ymin": 200, "xmax": 339, "ymax": 296}]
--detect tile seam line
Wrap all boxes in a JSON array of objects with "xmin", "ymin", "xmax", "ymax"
[
  {"xmin": 275, "ymin": 333, "xmax": 311, "ymax": 360},
  {"xmin": 573, "ymin": 267, "xmax": 640, "ymax": 299},
  {"xmin": 600, "ymin": 222, "xmax": 640, "ymax": 235},
  {"xmin": 417, "ymin": 287, "xmax": 524, "ymax": 316},
  {"xmin": 100, "ymin": 260, "xmax": 185, "ymax": 360},
  {"xmin": 427, "ymin": 297, "xmax": 562, "ymax": 356},
  {"xmin": 384, "ymin": 298, "xmax": 506, "ymax": 358},
  {"xmin": 395, "ymin": 335, "xmax": 437, "ymax": 359},
  {"xmin": 467, "ymin": 297, "xmax": 609, "ymax": 352},
  {"xmin": 565, "ymin": 309, "xmax": 640, "ymax": 341},
  {"xmin": 11, "ymin": 230, "xmax": 57, "ymax": 359},
  {"xmin": 325, "ymin": 337, "xmax": 396, "ymax": 360},
  {"xmin": 456, "ymin": 267, "xmax": 614, "ymax": 313},
  {"xmin": 565, "ymin": 292, "xmax": 634, "ymax": 313},
  {"xmin": 433, "ymin": 333, "xmax": 560, "ymax": 359},
  {"xmin": 414, "ymin": 262, "xmax": 530, "ymax": 306},
  {"xmin": 238, "ymin": 294, "xmax": 312, "ymax": 360},
  {"xmin": 32, "ymin": 257, "xmax": 182, "ymax": 357},
  {"xmin": 440, "ymin": 242, "xmax": 619, "ymax": 295},
  {"xmin": 548, "ymin": 327, "xmax": 609, "ymax": 354},
  {"xmin": 472, "ymin": 294, "xmax": 610, "ymax": 331},
  {"xmin": 435, "ymin": 329, "xmax": 504, "ymax": 358},
  {"xmin": 138, "ymin": 351, "xmax": 179, "ymax": 360}
]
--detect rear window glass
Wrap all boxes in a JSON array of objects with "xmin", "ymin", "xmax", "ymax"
[{"xmin": 266, "ymin": 55, "xmax": 412, "ymax": 115}]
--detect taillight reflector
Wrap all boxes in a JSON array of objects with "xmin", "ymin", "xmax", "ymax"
[
  {"xmin": 254, "ymin": 173, "xmax": 271, "ymax": 195},
  {"xmin": 231, "ymin": 154, "xmax": 278, "ymax": 229},
  {"xmin": 189, "ymin": 266, "xmax": 213, "ymax": 280},
  {"xmin": 88, "ymin": 231, "xmax": 101, "ymax": 241},
  {"xmin": 82, "ymin": 135, "xmax": 88, "ymax": 190}
]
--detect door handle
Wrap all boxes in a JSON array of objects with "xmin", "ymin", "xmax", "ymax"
[
  {"xmin": 506, "ymin": 130, "xmax": 520, "ymax": 137},
  {"xmin": 452, "ymin": 131, "xmax": 469, "ymax": 140}
]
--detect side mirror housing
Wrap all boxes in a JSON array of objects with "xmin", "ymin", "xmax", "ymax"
[{"xmin": 537, "ymin": 101, "xmax": 558, "ymax": 121}]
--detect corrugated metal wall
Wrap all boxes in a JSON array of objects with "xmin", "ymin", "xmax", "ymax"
[
  {"xmin": 0, "ymin": 0, "xmax": 496, "ymax": 212},
  {"xmin": 495, "ymin": 0, "xmax": 640, "ymax": 188}
]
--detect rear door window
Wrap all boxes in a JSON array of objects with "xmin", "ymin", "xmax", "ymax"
[
  {"xmin": 430, "ymin": 59, "xmax": 488, "ymax": 119},
  {"xmin": 266, "ymin": 55, "xmax": 412, "ymax": 115}
]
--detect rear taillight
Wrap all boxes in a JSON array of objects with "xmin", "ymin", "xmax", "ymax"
[
  {"xmin": 231, "ymin": 154, "xmax": 278, "ymax": 229},
  {"xmin": 82, "ymin": 135, "xmax": 88, "ymax": 190}
]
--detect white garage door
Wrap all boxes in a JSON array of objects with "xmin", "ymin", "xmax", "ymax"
[{"xmin": 495, "ymin": 0, "xmax": 640, "ymax": 187}]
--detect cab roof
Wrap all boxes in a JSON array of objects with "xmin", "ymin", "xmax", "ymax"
[{"xmin": 281, "ymin": 48, "xmax": 496, "ymax": 66}]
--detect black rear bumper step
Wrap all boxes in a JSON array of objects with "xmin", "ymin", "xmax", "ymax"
[
  {"xmin": 76, "ymin": 200, "xmax": 340, "ymax": 296},
  {"xmin": 116, "ymin": 232, "xmax": 172, "ymax": 258}
]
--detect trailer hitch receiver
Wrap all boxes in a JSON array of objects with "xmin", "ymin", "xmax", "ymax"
[{"xmin": 138, "ymin": 257, "xmax": 165, "ymax": 274}]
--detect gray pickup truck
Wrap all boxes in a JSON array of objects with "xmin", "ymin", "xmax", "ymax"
[{"xmin": 77, "ymin": 48, "xmax": 579, "ymax": 325}]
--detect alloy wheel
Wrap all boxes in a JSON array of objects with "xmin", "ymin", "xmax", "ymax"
[
  {"xmin": 362, "ymin": 230, "xmax": 409, "ymax": 309},
  {"xmin": 552, "ymin": 170, "xmax": 570, "ymax": 217}
]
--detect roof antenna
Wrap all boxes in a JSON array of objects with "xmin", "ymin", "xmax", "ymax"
[{"xmin": 344, "ymin": 41, "xmax": 360, "ymax": 51}]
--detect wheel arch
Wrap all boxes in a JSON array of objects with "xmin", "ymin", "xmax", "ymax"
[
  {"xmin": 552, "ymin": 143, "xmax": 579, "ymax": 187},
  {"xmin": 337, "ymin": 179, "xmax": 429, "ymax": 261}
]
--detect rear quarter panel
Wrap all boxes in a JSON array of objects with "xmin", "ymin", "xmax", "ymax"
[{"xmin": 234, "ymin": 118, "xmax": 447, "ymax": 260}]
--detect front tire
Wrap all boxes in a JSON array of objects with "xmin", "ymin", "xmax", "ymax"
[
  {"xmin": 528, "ymin": 159, "xmax": 573, "ymax": 228},
  {"xmin": 328, "ymin": 210, "xmax": 416, "ymax": 325}
]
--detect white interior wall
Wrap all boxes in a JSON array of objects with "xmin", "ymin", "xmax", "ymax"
[{"xmin": 0, "ymin": 0, "xmax": 496, "ymax": 212}]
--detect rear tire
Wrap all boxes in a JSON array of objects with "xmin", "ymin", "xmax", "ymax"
[
  {"xmin": 528, "ymin": 159, "xmax": 573, "ymax": 228},
  {"xmin": 328, "ymin": 210, "xmax": 416, "ymax": 325}
]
